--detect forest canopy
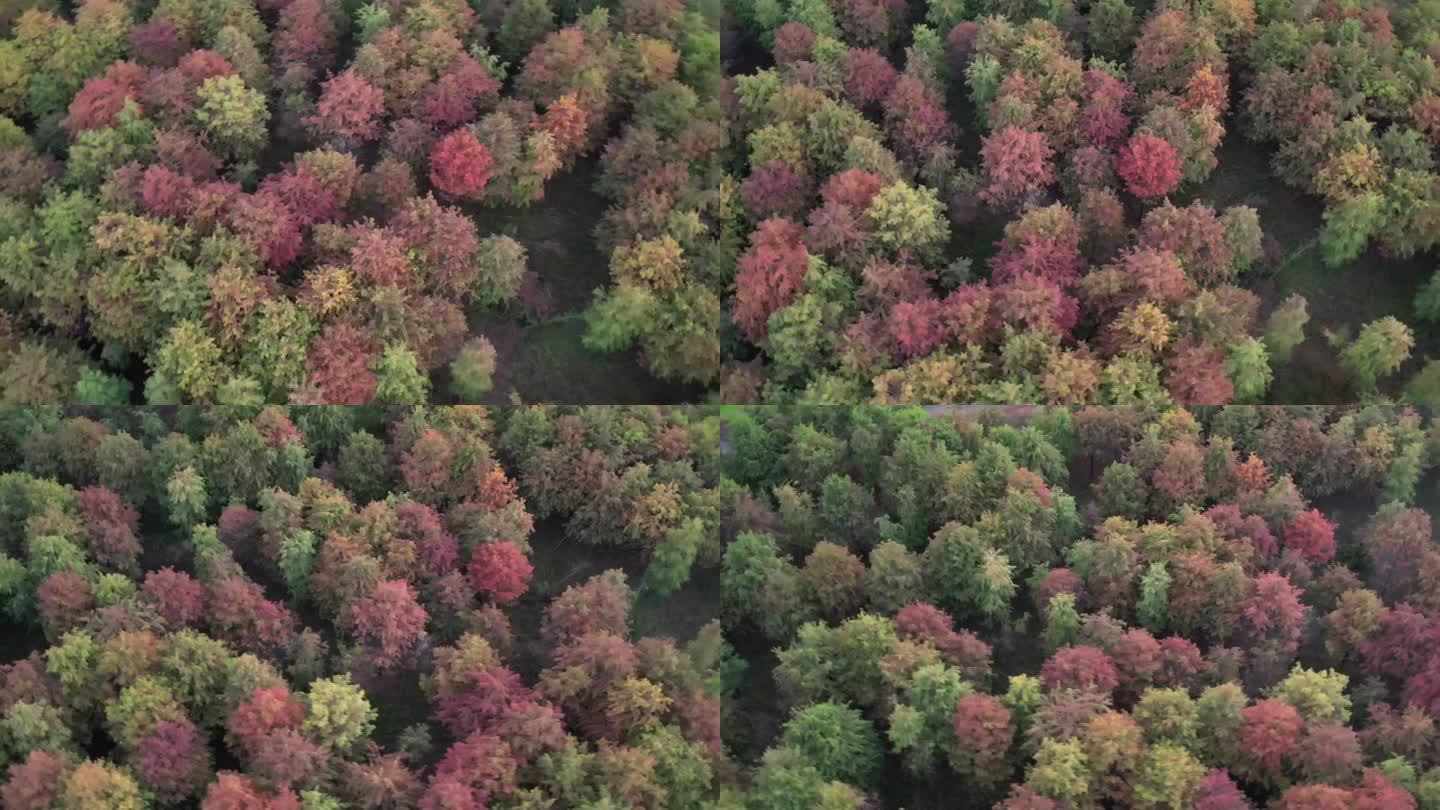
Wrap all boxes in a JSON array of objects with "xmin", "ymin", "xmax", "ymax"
[
  {"xmin": 719, "ymin": 0, "xmax": 1440, "ymax": 406},
  {"xmin": 0, "ymin": 404, "xmax": 723, "ymax": 808},
  {"xmin": 0, "ymin": 0, "xmax": 723, "ymax": 405},
  {"xmin": 720, "ymin": 404, "xmax": 1440, "ymax": 808}
]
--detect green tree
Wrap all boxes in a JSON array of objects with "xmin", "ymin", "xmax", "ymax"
[
  {"xmin": 1042, "ymin": 592, "xmax": 1081, "ymax": 654},
  {"xmin": 194, "ymin": 74, "xmax": 268, "ymax": 159},
  {"xmin": 1133, "ymin": 688, "xmax": 1199, "ymax": 747},
  {"xmin": 865, "ymin": 182, "xmax": 950, "ymax": 262},
  {"xmin": 1132, "ymin": 742, "xmax": 1205, "ymax": 810},
  {"xmin": 73, "ymin": 369, "xmax": 132, "ymax": 405},
  {"xmin": 0, "ymin": 701, "xmax": 74, "ymax": 760},
  {"xmin": 1318, "ymin": 192, "xmax": 1382, "ymax": 269},
  {"xmin": 864, "ymin": 540, "xmax": 924, "ymax": 614},
  {"xmin": 1263, "ymin": 294, "xmax": 1309, "ymax": 362},
  {"xmin": 1339, "ymin": 316, "xmax": 1413, "ymax": 392},
  {"xmin": 372, "ymin": 343, "xmax": 429, "ymax": 404},
  {"xmin": 1226, "ymin": 337, "xmax": 1272, "ymax": 402},
  {"xmin": 1088, "ymin": 0, "xmax": 1136, "ymax": 61},
  {"xmin": 104, "ymin": 676, "xmax": 186, "ymax": 750},
  {"xmin": 584, "ymin": 284, "xmax": 657, "ymax": 354},
  {"xmin": 1097, "ymin": 463, "xmax": 1147, "ymax": 520},
  {"xmin": 449, "ymin": 337, "xmax": 497, "ymax": 401},
  {"xmin": 166, "ymin": 466, "xmax": 208, "ymax": 528},
  {"xmin": 280, "ymin": 530, "xmax": 318, "ymax": 602},
  {"xmin": 778, "ymin": 702, "xmax": 884, "ymax": 787},
  {"xmin": 1416, "ymin": 271, "xmax": 1440, "ymax": 323},
  {"xmin": 1137, "ymin": 561, "xmax": 1170, "ymax": 635},
  {"xmin": 1027, "ymin": 737, "xmax": 1092, "ymax": 803},
  {"xmin": 241, "ymin": 299, "xmax": 315, "ymax": 401},
  {"xmin": 1384, "ymin": 441, "xmax": 1424, "ymax": 504},
  {"xmin": 1267, "ymin": 666, "xmax": 1351, "ymax": 725},
  {"xmin": 152, "ymin": 321, "xmax": 225, "ymax": 402},
  {"xmin": 922, "ymin": 523, "xmax": 1016, "ymax": 627},
  {"xmin": 888, "ymin": 663, "xmax": 972, "ymax": 777},
  {"xmin": 498, "ymin": 0, "xmax": 555, "ymax": 63},
  {"xmin": 645, "ymin": 517, "xmax": 703, "ymax": 597},
  {"xmin": 1404, "ymin": 361, "xmax": 1440, "ymax": 407},
  {"xmin": 303, "ymin": 674, "xmax": 376, "ymax": 753}
]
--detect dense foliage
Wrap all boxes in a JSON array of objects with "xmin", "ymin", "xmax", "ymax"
[
  {"xmin": 720, "ymin": 0, "xmax": 1440, "ymax": 405},
  {"xmin": 0, "ymin": 0, "xmax": 721, "ymax": 404},
  {"xmin": 722, "ymin": 403, "xmax": 1440, "ymax": 807},
  {"xmin": 0, "ymin": 404, "xmax": 723, "ymax": 807}
]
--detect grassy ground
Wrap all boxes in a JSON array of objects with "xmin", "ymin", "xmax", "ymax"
[
  {"xmin": 505, "ymin": 517, "xmax": 718, "ymax": 680},
  {"xmin": 1178, "ymin": 131, "xmax": 1437, "ymax": 402},
  {"xmin": 456, "ymin": 160, "xmax": 705, "ymax": 405}
]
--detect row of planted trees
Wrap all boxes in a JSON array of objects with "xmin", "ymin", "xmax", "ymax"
[{"xmin": 0, "ymin": 404, "xmax": 724, "ymax": 808}]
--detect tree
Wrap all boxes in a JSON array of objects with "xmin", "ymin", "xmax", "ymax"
[
  {"xmin": 1192, "ymin": 769, "xmax": 1251, "ymax": 810},
  {"xmin": 1239, "ymin": 572, "xmax": 1307, "ymax": 684},
  {"xmin": 303, "ymin": 675, "xmax": 376, "ymax": 753},
  {"xmin": 228, "ymin": 684, "xmax": 305, "ymax": 759},
  {"xmin": 1264, "ymin": 295, "xmax": 1309, "ymax": 362},
  {"xmin": 644, "ymin": 517, "xmax": 703, "ymax": 597},
  {"xmin": 1269, "ymin": 667, "xmax": 1351, "ymax": 726},
  {"xmin": 1340, "ymin": 317, "xmax": 1413, "ymax": 392},
  {"xmin": 1133, "ymin": 743, "xmax": 1206, "ymax": 809},
  {"xmin": 923, "ymin": 524, "xmax": 1017, "ymax": 627},
  {"xmin": 1041, "ymin": 593, "xmax": 1081, "ymax": 655},
  {"xmin": 865, "ymin": 182, "xmax": 950, "ymax": 262},
  {"xmin": 865, "ymin": 541, "xmax": 924, "ymax": 614},
  {"xmin": 36, "ymin": 571, "xmax": 93, "ymax": 642},
  {"xmin": 134, "ymin": 718, "xmax": 212, "ymax": 803},
  {"xmin": 449, "ymin": 337, "xmax": 498, "ymax": 401},
  {"xmin": 140, "ymin": 566, "xmax": 206, "ymax": 627},
  {"xmin": 732, "ymin": 217, "xmax": 811, "ymax": 343},
  {"xmin": 348, "ymin": 580, "xmax": 428, "ymax": 670},
  {"xmin": 1319, "ymin": 192, "xmax": 1382, "ymax": 269},
  {"xmin": 980, "ymin": 126, "xmax": 1055, "ymax": 210},
  {"xmin": 1026, "ymin": 737, "xmax": 1092, "ymax": 804},
  {"xmin": 1116, "ymin": 132, "xmax": 1183, "ymax": 199},
  {"xmin": 1282, "ymin": 510, "xmax": 1337, "ymax": 564},
  {"xmin": 1137, "ymin": 561, "xmax": 1170, "ymax": 634},
  {"xmin": 306, "ymin": 69, "xmax": 385, "ymax": 143},
  {"xmin": 201, "ymin": 772, "xmax": 298, "ymax": 810},
  {"xmin": 194, "ymin": 75, "xmax": 268, "ymax": 160},
  {"xmin": 466, "ymin": 541, "xmax": 533, "ymax": 604},
  {"xmin": 153, "ymin": 321, "xmax": 225, "ymax": 402},
  {"xmin": 778, "ymin": 702, "xmax": 883, "ymax": 787},
  {"xmin": 2, "ymin": 749, "xmax": 73, "ymax": 809},
  {"xmin": 1088, "ymin": 0, "xmax": 1136, "ymax": 61},
  {"xmin": 429, "ymin": 129, "xmax": 495, "ymax": 199},
  {"xmin": 798, "ymin": 542, "xmax": 865, "ymax": 621},
  {"xmin": 56, "ymin": 760, "xmax": 145, "ymax": 810},
  {"xmin": 1239, "ymin": 698, "xmax": 1304, "ymax": 784},
  {"xmin": 1226, "ymin": 338, "xmax": 1272, "ymax": 402},
  {"xmin": 167, "ymin": 466, "xmax": 209, "ymax": 528},
  {"xmin": 949, "ymin": 692, "xmax": 1013, "ymax": 784},
  {"xmin": 1166, "ymin": 341, "xmax": 1235, "ymax": 404},
  {"xmin": 372, "ymin": 344, "xmax": 429, "ymax": 405},
  {"xmin": 473, "ymin": 235, "xmax": 527, "ymax": 307},
  {"xmin": 1040, "ymin": 646, "xmax": 1120, "ymax": 697}
]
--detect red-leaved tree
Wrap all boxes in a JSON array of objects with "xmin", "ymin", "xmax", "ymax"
[
  {"xmin": 1115, "ymin": 131, "xmax": 1183, "ymax": 199},
  {"xmin": 1283, "ymin": 509, "xmax": 1338, "ymax": 564},
  {"xmin": 429, "ymin": 129, "xmax": 495, "ymax": 199},
  {"xmin": 732, "ymin": 217, "xmax": 810, "ymax": 342},
  {"xmin": 466, "ymin": 541, "xmax": 534, "ymax": 605},
  {"xmin": 348, "ymin": 580, "xmax": 430, "ymax": 670}
]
